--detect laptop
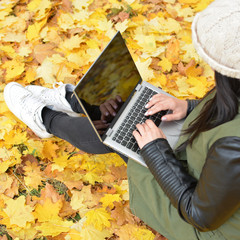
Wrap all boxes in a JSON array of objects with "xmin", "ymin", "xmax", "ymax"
[{"xmin": 74, "ymin": 31, "xmax": 184, "ymax": 167}]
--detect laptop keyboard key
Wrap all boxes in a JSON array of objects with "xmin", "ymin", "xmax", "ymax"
[{"xmin": 127, "ymin": 142, "xmax": 133, "ymax": 149}]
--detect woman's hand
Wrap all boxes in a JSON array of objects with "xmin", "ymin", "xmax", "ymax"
[
  {"xmin": 100, "ymin": 95, "xmax": 123, "ymax": 122},
  {"xmin": 145, "ymin": 93, "xmax": 188, "ymax": 121},
  {"xmin": 133, "ymin": 119, "xmax": 166, "ymax": 149}
]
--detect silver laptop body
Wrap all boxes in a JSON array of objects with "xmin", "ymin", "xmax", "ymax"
[{"xmin": 74, "ymin": 32, "xmax": 184, "ymax": 167}]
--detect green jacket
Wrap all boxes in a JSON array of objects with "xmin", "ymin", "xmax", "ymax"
[{"xmin": 127, "ymin": 91, "xmax": 240, "ymax": 240}]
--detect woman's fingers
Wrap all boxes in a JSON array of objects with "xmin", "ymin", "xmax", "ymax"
[
  {"xmin": 161, "ymin": 113, "xmax": 181, "ymax": 121},
  {"xmin": 135, "ymin": 123, "xmax": 146, "ymax": 135},
  {"xmin": 145, "ymin": 119, "xmax": 158, "ymax": 129},
  {"xmin": 144, "ymin": 93, "xmax": 188, "ymax": 121},
  {"xmin": 145, "ymin": 100, "xmax": 169, "ymax": 116},
  {"xmin": 133, "ymin": 120, "xmax": 166, "ymax": 149},
  {"xmin": 145, "ymin": 94, "xmax": 166, "ymax": 108},
  {"xmin": 132, "ymin": 129, "xmax": 141, "ymax": 142}
]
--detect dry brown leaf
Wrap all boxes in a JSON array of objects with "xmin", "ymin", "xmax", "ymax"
[
  {"xmin": 16, "ymin": 154, "xmax": 39, "ymax": 175},
  {"xmin": 166, "ymin": 37, "xmax": 180, "ymax": 64},
  {"xmin": 59, "ymin": 199, "xmax": 77, "ymax": 218},
  {"xmin": 33, "ymin": 43, "xmax": 57, "ymax": 64},
  {"xmin": 4, "ymin": 178, "xmax": 19, "ymax": 198},
  {"xmin": 109, "ymin": 165, "xmax": 127, "ymax": 180},
  {"xmin": 111, "ymin": 202, "xmax": 135, "ymax": 226},
  {"xmin": 38, "ymin": 183, "xmax": 64, "ymax": 204},
  {"xmin": 118, "ymin": 12, "xmax": 130, "ymax": 22},
  {"xmin": 150, "ymin": 57, "xmax": 162, "ymax": 71},
  {"xmin": 178, "ymin": 60, "xmax": 203, "ymax": 77}
]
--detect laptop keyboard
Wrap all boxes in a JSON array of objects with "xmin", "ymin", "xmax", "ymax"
[{"xmin": 112, "ymin": 87, "xmax": 168, "ymax": 154}]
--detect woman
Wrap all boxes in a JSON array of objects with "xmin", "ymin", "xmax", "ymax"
[
  {"xmin": 129, "ymin": 0, "xmax": 240, "ymax": 239},
  {"xmin": 3, "ymin": 0, "xmax": 240, "ymax": 239}
]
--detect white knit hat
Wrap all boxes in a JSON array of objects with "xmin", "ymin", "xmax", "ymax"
[{"xmin": 191, "ymin": 0, "xmax": 240, "ymax": 79}]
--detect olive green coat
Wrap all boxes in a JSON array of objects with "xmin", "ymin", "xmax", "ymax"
[{"xmin": 127, "ymin": 92, "xmax": 240, "ymax": 240}]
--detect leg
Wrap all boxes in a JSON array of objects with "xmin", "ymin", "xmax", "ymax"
[
  {"xmin": 42, "ymin": 107, "xmax": 110, "ymax": 154},
  {"xmin": 65, "ymin": 91, "xmax": 84, "ymax": 114},
  {"xmin": 42, "ymin": 107, "xmax": 128, "ymax": 162}
]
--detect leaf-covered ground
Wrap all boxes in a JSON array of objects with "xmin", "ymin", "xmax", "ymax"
[{"xmin": 0, "ymin": 0, "xmax": 214, "ymax": 239}]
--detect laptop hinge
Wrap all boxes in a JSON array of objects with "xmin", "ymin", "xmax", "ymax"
[
  {"xmin": 106, "ymin": 128, "xmax": 114, "ymax": 137},
  {"xmin": 136, "ymin": 84, "xmax": 142, "ymax": 92}
]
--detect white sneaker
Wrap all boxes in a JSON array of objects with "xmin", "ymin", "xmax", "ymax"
[
  {"xmin": 25, "ymin": 82, "xmax": 78, "ymax": 116},
  {"xmin": 4, "ymin": 82, "xmax": 53, "ymax": 139}
]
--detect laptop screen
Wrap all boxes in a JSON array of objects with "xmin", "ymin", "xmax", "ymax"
[{"xmin": 74, "ymin": 32, "xmax": 142, "ymax": 124}]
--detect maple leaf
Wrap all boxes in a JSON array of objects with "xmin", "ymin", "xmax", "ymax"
[
  {"xmin": 78, "ymin": 185, "xmax": 101, "ymax": 209},
  {"xmin": 166, "ymin": 37, "xmax": 180, "ymax": 64},
  {"xmin": 36, "ymin": 58, "xmax": 56, "ymax": 84},
  {"xmin": 134, "ymin": 34, "xmax": 156, "ymax": 53},
  {"xmin": 115, "ymin": 19, "xmax": 129, "ymax": 33},
  {"xmin": 187, "ymin": 76, "xmax": 208, "ymax": 98},
  {"xmin": 34, "ymin": 198, "xmax": 62, "ymax": 222},
  {"xmin": 36, "ymin": 219, "xmax": 72, "ymax": 237},
  {"xmin": 24, "ymin": 68, "xmax": 37, "ymax": 84},
  {"xmin": 111, "ymin": 202, "xmax": 135, "ymax": 225},
  {"xmin": 176, "ymin": 76, "xmax": 190, "ymax": 96},
  {"xmin": 17, "ymin": 44, "xmax": 32, "ymax": 57},
  {"xmin": 61, "ymin": 35, "xmax": 84, "ymax": 50},
  {"xmin": 4, "ymin": 129, "xmax": 28, "ymax": 147},
  {"xmin": 100, "ymin": 193, "xmax": 122, "ymax": 209},
  {"xmin": 25, "ymin": 138, "xmax": 43, "ymax": 156},
  {"xmin": 2, "ymin": 59, "xmax": 25, "ymax": 81},
  {"xmin": 79, "ymin": 225, "xmax": 112, "ymax": 240},
  {"xmin": 135, "ymin": 58, "xmax": 155, "ymax": 81},
  {"xmin": 26, "ymin": 18, "xmax": 47, "ymax": 41},
  {"xmin": 59, "ymin": 200, "xmax": 77, "ymax": 218},
  {"xmin": 42, "ymin": 141, "xmax": 59, "ymax": 159},
  {"xmin": 57, "ymin": 12, "xmax": 75, "ymax": 31},
  {"xmin": 158, "ymin": 57, "xmax": 172, "ymax": 72},
  {"xmin": 38, "ymin": 183, "xmax": 63, "ymax": 203},
  {"xmin": 70, "ymin": 190, "xmax": 86, "ymax": 211},
  {"xmin": 4, "ymin": 196, "xmax": 34, "ymax": 228},
  {"xmin": 4, "ymin": 177, "xmax": 19, "ymax": 198},
  {"xmin": 109, "ymin": 165, "xmax": 127, "ymax": 179},
  {"xmin": 82, "ymin": 171, "xmax": 103, "ymax": 185},
  {"xmin": 178, "ymin": 60, "xmax": 203, "ymax": 77},
  {"xmin": 0, "ymin": 173, "xmax": 13, "ymax": 194},
  {"xmin": 85, "ymin": 208, "xmax": 113, "ymax": 231},
  {"xmin": 65, "ymin": 229, "xmax": 82, "ymax": 240},
  {"xmin": 181, "ymin": 43, "xmax": 202, "ymax": 63},
  {"xmin": 116, "ymin": 223, "xmax": 136, "ymax": 240},
  {"xmin": 24, "ymin": 161, "xmax": 43, "ymax": 189},
  {"xmin": 194, "ymin": 0, "xmax": 214, "ymax": 12},
  {"xmin": 33, "ymin": 43, "xmax": 57, "ymax": 64}
]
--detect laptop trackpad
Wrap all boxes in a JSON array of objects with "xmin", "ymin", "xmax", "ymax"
[{"xmin": 159, "ymin": 119, "xmax": 184, "ymax": 149}]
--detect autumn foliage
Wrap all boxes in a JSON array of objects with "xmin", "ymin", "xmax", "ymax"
[{"xmin": 0, "ymin": 0, "xmax": 214, "ymax": 239}]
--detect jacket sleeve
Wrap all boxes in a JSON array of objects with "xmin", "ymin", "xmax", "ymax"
[
  {"xmin": 186, "ymin": 99, "xmax": 200, "ymax": 116},
  {"xmin": 140, "ymin": 137, "xmax": 240, "ymax": 232}
]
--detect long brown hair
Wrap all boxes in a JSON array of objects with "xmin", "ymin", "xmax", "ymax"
[{"xmin": 182, "ymin": 71, "xmax": 240, "ymax": 147}]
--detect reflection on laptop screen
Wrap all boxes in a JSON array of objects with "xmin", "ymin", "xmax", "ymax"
[{"xmin": 75, "ymin": 32, "xmax": 141, "ymax": 116}]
